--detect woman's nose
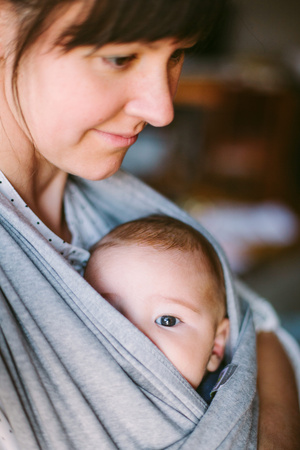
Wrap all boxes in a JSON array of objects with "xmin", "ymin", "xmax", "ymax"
[{"xmin": 124, "ymin": 69, "xmax": 176, "ymax": 128}]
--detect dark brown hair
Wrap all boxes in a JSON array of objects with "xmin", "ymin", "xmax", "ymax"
[
  {"xmin": 91, "ymin": 214, "xmax": 226, "ymax": 311},
  {"xmin": 8, "ymin": 0, "xmax": 225, "ymax": 77}
]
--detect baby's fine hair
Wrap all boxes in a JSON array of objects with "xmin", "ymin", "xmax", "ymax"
[{"xmin": 91, "ymin": 215, "xmax": 226, "ymax": 312}]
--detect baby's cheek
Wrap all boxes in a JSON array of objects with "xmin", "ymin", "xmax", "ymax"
[{"xmin": 153, "ymin": 333, "xmax": 200, "ymax": 386}]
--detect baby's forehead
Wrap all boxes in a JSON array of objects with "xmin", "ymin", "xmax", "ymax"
[
  {"xmin": 94, "ymin": 241, "xmax": 217, "ymax": 282},
  {"xmin": 96, "ymin": 241, "xmax": 205, "ymax": 263},
  {"xmin": 93, "ymin": 243, "xmax": 226, "ymax": 313}
]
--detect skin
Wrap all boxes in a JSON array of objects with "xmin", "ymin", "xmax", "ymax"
[
  {"xmin": 257, "ymin": 332, "xmax": 300, "ymax": 449},
  {"xmin": 85, "ymin": 245, "xmax": 229, "ymax": 388},
  {"xmin": 0, "ymin": 2, "xmax": 191, "ymax": 239},
  {"xmin": 0, "ymin": 1, "xmax": 298, "ymax": 443}
]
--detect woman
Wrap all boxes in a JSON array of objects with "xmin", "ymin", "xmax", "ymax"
[{"xmin": 0, "ymin": 0, "xmax": 299, "ymax": 448}]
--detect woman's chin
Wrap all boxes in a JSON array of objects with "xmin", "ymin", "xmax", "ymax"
[{"xmin": 72, "ymin": 159, "xmax": 125, "ymax": 181}]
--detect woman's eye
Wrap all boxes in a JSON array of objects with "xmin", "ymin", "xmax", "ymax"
[
  {"xmin": 104, "ymin": 55, "xmax": 136, "ymax": 68},
  {"xmin": 170, "ymin": 49, "xmax": 185, "ymax": 65},
  {"xmin": 155, "ymin": 316, "xmax": 181, "ymax": 327}
]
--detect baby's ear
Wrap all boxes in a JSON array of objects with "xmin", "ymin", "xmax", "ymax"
[{"xmin": 207, "ymin": 318, "xmax": 230, "ymax": 372}]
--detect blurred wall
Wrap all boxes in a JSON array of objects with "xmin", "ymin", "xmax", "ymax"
[{"xmin": 230, "ymin": 0, "xmax": 300, "ymax": 56}]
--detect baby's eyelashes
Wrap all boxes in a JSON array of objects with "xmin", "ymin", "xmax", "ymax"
[{"xmin": 155, "ymin": 315, "xmax": 181, "ymax": 327}]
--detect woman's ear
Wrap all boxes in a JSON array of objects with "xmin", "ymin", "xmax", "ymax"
[{"xmin": 207, "ymin": 318, "xmax": 230, "ymax": 372}]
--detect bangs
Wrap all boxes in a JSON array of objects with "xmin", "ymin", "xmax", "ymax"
[{"xmin": 60, "ymin": 0, "xmax": 225, "ymax": 50}]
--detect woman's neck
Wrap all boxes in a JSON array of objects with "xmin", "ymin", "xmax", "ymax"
[
  {"xmin": 1, "ymin": 156, "xmax": 71, "ymax": 242},
  {"xmin": 0, "ymin": 92, "xmax": 71, "ymax": 241},
  {"xmin": 27, "ymin": 168, "xmax": 71, "ymax": 242}
]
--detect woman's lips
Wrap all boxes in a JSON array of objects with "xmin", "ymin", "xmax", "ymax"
[{"xmin": 93, "ymin": 129, "xmax": 138, "ymax": 147}]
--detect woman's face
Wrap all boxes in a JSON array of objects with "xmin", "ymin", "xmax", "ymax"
[{"xmin": 2, "ymin": 4, "xmax": 191, "ymax": 180}]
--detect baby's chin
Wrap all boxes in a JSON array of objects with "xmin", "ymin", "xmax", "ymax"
[{"xmin": 181, "ymin": 369, "xmax": 206, "ymax": 390}]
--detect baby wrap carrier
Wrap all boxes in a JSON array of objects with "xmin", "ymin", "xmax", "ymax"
[{"xmin": 0, "ymin": 170, "xmax": 299, "ymax": 449}]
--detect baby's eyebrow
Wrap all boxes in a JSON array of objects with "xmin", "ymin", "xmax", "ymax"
[{"xmin": 158, "ymin": 295, "xmax": 202, "ymax": 315}]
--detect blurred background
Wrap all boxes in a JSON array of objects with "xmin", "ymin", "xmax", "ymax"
[{"xmin": 122, "ymin": 0, "xmax": 300, "ymax": 342}]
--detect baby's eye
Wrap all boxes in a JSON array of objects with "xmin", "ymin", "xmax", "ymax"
[
  {"xmin": 103, "ymin": 54, "xmax": 137, "ymax": 68},
  {"xmin": 155, "ymin": 315, "xmax": 181, "ymax": 327},
  {"xmin": 169, "ymin": 49, "xmax": 185, "ymax": 65}
]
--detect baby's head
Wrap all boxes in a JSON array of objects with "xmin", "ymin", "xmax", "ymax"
[{"xmin": 85, "ymin": 215, "xmax": 229, "ymax": 388}]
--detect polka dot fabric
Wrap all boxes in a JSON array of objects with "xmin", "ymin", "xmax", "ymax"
[
  {"xmin": 0, "ymin": 172, "xmax": 90, "ymax": 274},
  {"xmin": 0, "ymin": 171, "xmax": 94, "ymax": 449}
]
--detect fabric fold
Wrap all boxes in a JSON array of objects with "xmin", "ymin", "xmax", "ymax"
[{"xmin": 3, "ymin": 170, "xmax": 298, "ymax": 448}]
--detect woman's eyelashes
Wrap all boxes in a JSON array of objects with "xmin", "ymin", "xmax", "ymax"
[
  {"xmin": 102, "ymin": 54, "xmax": 137, "ymax": 69},
  {"xmin": 169, "ymin": 49, "xmax": 185, "ymax": 65},
  {"xmin": 101, "ymin": 48, "xmax": 185, "ymax": 70},
  {"xmin": 155, "ymin": 315, "xmax": 181, "ymax": 327}
]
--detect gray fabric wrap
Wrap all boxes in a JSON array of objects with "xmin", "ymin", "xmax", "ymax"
[{"xmin": 0, "ymin": 171, "xmax": 258, "ymax": 449}]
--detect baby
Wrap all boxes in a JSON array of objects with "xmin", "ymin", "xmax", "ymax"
[{"xmin": 84, "ymin": 215, "xmax": 229, "ymax": 390}]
